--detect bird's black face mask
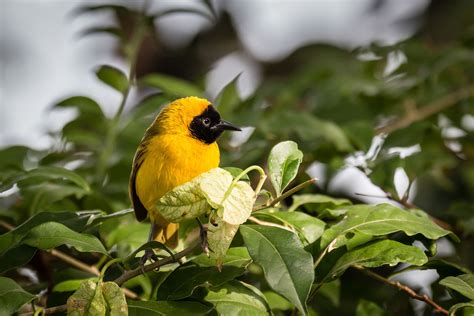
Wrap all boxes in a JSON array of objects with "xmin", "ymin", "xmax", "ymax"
[{"xmin": 189, "ymin": 105, "xmax": 241, "ymax": 144}]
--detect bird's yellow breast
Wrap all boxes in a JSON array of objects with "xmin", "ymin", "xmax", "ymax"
[{"xmin": 135, "ymin": 133, "xmax": 220, "ymax": 220}]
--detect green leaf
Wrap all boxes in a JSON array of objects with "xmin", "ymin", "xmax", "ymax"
[
  {"xmin": 124, "ymin": 241, "xmax": 174, "ymax": 263},
  {"xmin": 222, "ymin": 167, "xmax": 250, "ymax": 182},
  {"xmin": 356, "ymin": 299, "xmax": 385, "ymax": 316},
  {"xmin": 127, "ymin": 300, "xmax": 213, "ymax": 316},
  {"xmin": 322, "ymin": 240, "xmax": 427, "ymax": 283},
  {"xmin": 22, "ymin": 222, "xmax": 107, "ymax": 254},
  {"xmin": 67, "ymin": 280, "xmax": 106, "ymax": 316},
  {"xmin": 240, "ymin": 225, "xmax": 314, "ymax": 315},
  {"xmin": 263, "ymin": 291, "xmax": 293, "ymax": 311},
  {"xmin": 205, "ymin": 280, "xmax": 269, "ymax": 315},
  {"xmin": 200, "ymin": 168, "xmax": 255, "ymax": 225},
  {"xmin": 86, "ymin": 209, "xmax": 134, "ymax": 229},
  {"xmin": 53, "ymin": 278, "xmax": 97, "ymax": 292},
  {"xmin": 0, "ymin": 245, "xmax": 36, "ymax": 273},
  {"xmin": 102, "ymin": 282, "xmax": 128, "ymax": 315},
  {"xmin": 54, "ymin": 96, "xmax": 104, "ymax": 119},
  {"xmin": 214, "ymin": 74, "xmax": 241, "ymax": 118},
  {"xmin": 289, "ymin": 194, "xmax": 352, "ymax": 216},
  {"xmin": 157, "ymin": 259, "xmax": 248, "ymax": 300},
  {"xmin": 268, "ymin": 141, "xmax": 303, "ymax": 196},
  {"xmin": 448, "ymin": 302, "xmax": 474, "ymax": 316},
  {"xmin": 96, "ymin": 65, "xmax": 128, "ymax": 93},
  {"xmin": 256, "ymin": 210, "xmax": 326, "ymax": 244},
  {"xmin": 22, "ymin": 166, "xmax": 91, "ymax": 193},
  {"xmin": 192, "ymin": 247, "xmax": 251, "ymax": 268},
  {"xmin": 207, "ymin": 217, "xmax": 240, "ymax": 267},
  {"xmin": 320, "ymin": 204, "xmax": 454, "ymax": 250},
  {"xmin": 0, "ymin": 211, "xmax": 96, "ymax": 255},
  {"xmin": 440, "ymin": 274, "xmax": 474, "ymax": 300},
  {"xmin": 0, "ymin": 277, "xmax": 36, "ymax": 315},
  {"xmin": 140, "ymin": 74, "xmax": 204, "ymax": 98}
]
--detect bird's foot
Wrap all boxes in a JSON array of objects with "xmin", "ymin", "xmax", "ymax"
[
  {"xmin": 197, "ymin": 220, "xmax": 209, "ymax": 256},
  {"xmin": 140, "ymin": 249, "xmax": 158, "ymax": 274}
]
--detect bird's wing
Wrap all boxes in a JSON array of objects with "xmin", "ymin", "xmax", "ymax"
[{"xmin": 129, "ymin": 134, "xmax": 153, "ymax": 222}]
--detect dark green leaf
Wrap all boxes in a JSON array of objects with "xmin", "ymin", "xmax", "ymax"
[
  {"xmin": 152, "ymin": 8, "xmax": 214, "ymax": 21},
  {"xmin": 0, "ymin": 277, "xmax": 36, "ymax": 315},
  {"xmin": 356, "ymin": 299, "xmax": 385, "ymax": 316},
  {"xmin": 124, "ymin": 241, "xmax": 174, "ymax": 263},
  {"xmin": 263, "ymin": 291, "xmax": 293, "ymax": 311},
  {"xmin": 127, "ymin": 300, "xmax": 213, "ymax": 316},
  {"xmin": 0, "ymin": 245, "xmax": 36, "ymax": 273},
  {"xmin": 214, "ymin": 74, "xmax": 241, "ymax": 118},
  {"xmin": 96, "ymin": 65, "xmax": 128, "ymax": 93},
  {"xmin": 205, "ymin": 280, "xmax": 269, "ymax": 315},
  {"xmin": 448, "ymin": 302, "xmax": 474, "ymax": 316},
  {"xmin": 140, "ymin": 74, "xmax": 203, "ymax": 98},
  {"xmin": 54, "ymin": 96, "xmax": 105, "ymax": 119},
  {"xmin": 157, "ymin": 260, "xmax": 247, "ymax": 300},
  {"xmin": 23, "ymin": 222, "xmax": 107, "ymax": 254},
  {"xmin": 240, "ymin": 225, "xmax": 314, "ymax": 315},
  {"xmin": 268, "ymin": 141, "xmax": 303, "ymax": 196}
]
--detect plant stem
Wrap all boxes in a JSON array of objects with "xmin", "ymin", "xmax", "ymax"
[
  {"xmin": 253, "ymin": 178, "xmax": 316, "ymax": 212},
  {"xmin": 95, "ymin": 18, "xmax": 147, "ymax": 184},
  {"xmin": 353, "ymin": 265, "xmax": 449, "ymax": 315},
  {"xmin": 376, "ymin": 84, "xmax": 474, "ymax": 135},
  {"xmin": 19, "ymin": 304, "xmax": 67, "ymax": 316},
  {"xmin": 114, "ymin": 242, "xmax": 200, "ymax": 286}
]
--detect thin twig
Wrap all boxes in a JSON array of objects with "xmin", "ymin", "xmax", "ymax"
[
  {"xmin": 376, "ymin": 84, "xmax": 474, "ymax": 135},
  {"xmin": 48, "ymin": 249, "xmax": 100, "ymax": 275},
  {"xmin": 114, "ymin": 242, "xmax": 200, "ymax": 286},
  {"xmin": 253, "ymin": 178, "xmax": 316, "ymax": 212},
  {"xmin": 353, "ymin": 265, "xmax": 449, "ymax": 315}
]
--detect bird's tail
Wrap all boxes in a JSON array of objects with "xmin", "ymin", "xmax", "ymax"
[{"xmin": 154, "ymin": 222, "xmax": 179, "ymax": 248}]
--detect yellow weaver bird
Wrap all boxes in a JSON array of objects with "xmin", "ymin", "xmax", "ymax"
[{"xmin": 129, "ymin": 96, "xmax": 240, "ymax": 259}]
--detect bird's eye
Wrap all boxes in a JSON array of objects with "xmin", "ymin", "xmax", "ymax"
[{"xmin": 202, "ymin": 117, "xmax": 211, "ymax": 127}]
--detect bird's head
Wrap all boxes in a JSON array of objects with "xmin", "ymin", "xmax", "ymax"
[{"xmin": 155, "ymin": 96, "xmax": 241, "ymax": 144}]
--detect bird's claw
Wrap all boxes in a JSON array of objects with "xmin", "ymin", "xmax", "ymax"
[
  {"xmin": 140, "ymin": 249, "xmax": 158, "ymax": 274},
  {"xmin": 199, "ymin": 224, "xmax": 210, "ymax": 256}
]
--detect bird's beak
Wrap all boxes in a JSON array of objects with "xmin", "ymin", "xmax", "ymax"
[{"xmin": 212, "ymin": 120, "xmax": 242, "ymax": 132}]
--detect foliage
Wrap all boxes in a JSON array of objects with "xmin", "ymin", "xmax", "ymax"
[{"xmin": 0, "ymin": 1, "xmax": 473, "ymax": 315}]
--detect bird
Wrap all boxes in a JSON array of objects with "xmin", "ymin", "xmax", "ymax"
[{"xmin": 129, "ymin": 96, "xmax": 241, "ymax": 262}]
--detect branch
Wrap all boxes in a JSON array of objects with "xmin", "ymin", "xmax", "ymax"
[
  {"xmin": 376, "ymin": 84, "xmax": 474, "ymax": 135},
  {"xmin": 19, "ymin": 304, "xmax": 67, "ymax": 316},
  {"xmin": 114, "ymin": 242, "xmax": 200, "ymax": 286},
  {"xmin": 253, "ymin": 178, "xmax": 316, "ymax": 212},
  {"xmin": 354, "ymin": 265, "xmax": 448, "ymax": 315}
]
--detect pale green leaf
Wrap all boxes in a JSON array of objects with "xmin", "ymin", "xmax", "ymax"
[
  {"xmin": 53, "ymin": 278, "xmax": 97, "ymax": 292},
  {"xmin": 268, "ymin": 141, "xmax": 303, "ymax": 196},
  {"xmin": 207, "ymin": 217, "xmax": 240, "ymax": 267},
  {"xmin": 67, "ymin": 280, "xmax": 106, "ymax": 316},
  {"xmin": 102, "ymin": 282, "xmax": 128, "ymax": 315},
  {"xmin": 156, "ymin": 173, "xmax": 209, "ymax": 223}
]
